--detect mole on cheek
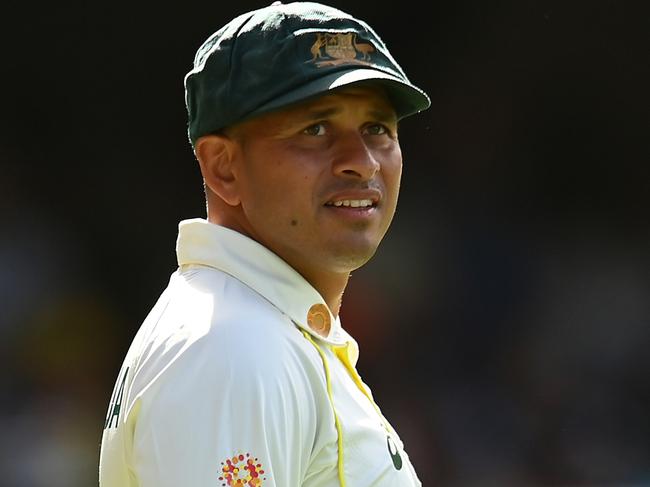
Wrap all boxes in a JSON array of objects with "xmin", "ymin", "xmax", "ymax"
[{"xmin": 290, "ymin": 219, "xmax": 298, "ymax": 226}]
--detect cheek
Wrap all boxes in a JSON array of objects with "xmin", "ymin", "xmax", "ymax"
[
  {"xmin": 239, "ymin": 142, "xmax": 340, "ymax": 222},
  {"xmin": 383, "ymin": 159, "xmax": 403, "ymax": 196},
  {"xmin": 244, "ymin": 168, "xmax": 314, "ymax": 223}
]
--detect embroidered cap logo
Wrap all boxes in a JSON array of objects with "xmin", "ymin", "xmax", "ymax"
[{"xmin": 309, "ymin": 32, "xmax": 376, "ymax": 67}]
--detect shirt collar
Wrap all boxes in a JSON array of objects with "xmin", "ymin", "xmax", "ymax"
[{"xmin": 175, "ymin": 218, "xmax": 348, "ymax": 346}]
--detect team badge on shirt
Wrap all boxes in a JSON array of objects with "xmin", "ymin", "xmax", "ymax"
[{"xmin": 218, "ymin": 453, "xmax": 267, "ymax": 486}]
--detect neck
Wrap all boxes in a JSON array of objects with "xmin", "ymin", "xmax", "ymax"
[
  {"xmin": 296, "ymin": 267, "xmax": 350, "ymax": 317},
  {"xmin": 207, "ymin": 209, "xmax": 349, "ymax": 317}
]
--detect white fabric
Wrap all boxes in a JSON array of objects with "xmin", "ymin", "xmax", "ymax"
[{"xmin": 99, "ymin": 218, "xmax": 422, "ymax": 486}]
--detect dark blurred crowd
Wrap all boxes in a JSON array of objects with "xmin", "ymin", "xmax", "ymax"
[{"xmin": 1, "ymin": 1, "xmax": 649, "ymax": 485}]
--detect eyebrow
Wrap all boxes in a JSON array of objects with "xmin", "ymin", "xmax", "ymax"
[
  {"xmin": 300, "ymin": 107, "xmax": 341, "ymax": 122},
  {"xmin": 368, "ymin": 108, "xmax": 398, "ymax": 124},
  {"xmin": 297, "ymin": 106, "xmax": 397, "ymax": 124}
]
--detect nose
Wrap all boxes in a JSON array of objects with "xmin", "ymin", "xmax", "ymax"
[{"xmin": 331, "ymin": 132, "xmax": 380, "ymax": 180}]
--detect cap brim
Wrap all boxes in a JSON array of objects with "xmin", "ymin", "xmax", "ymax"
[{"xmin": 246, "ymin": 68, "xmax": 431, "ymax": 123}]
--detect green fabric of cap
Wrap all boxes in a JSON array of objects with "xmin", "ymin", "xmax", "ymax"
[{"xmin": 184, "ymin": 1, "xmax": 431, "ymax": 146}]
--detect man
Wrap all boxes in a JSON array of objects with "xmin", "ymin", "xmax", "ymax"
[{"xmin": 99, "ymin": 1, "xmax": 430, "ymax": 486}]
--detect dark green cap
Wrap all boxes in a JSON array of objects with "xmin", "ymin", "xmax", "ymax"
[{"xmin": 184, "ymin": 1, "xmax": 430, "ymax": 146}]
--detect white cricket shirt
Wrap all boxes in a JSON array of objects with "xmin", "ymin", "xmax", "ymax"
[{"xmin": 99, "ymin": 218, "xmax": 422, "ymax": 486}]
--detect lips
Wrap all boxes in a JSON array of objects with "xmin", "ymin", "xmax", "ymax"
[
  {"xmin": 324, "ymin": 189, "xmax": 381, "ymax": 208},
  {"xmin": 326, "ymin": 199, "xmax": 374, "ymax": 208}
]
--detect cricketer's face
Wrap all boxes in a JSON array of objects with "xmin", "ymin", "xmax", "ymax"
[{"xmin": 228, "ymin": 85, "xmax": 402, "ymax": 280}]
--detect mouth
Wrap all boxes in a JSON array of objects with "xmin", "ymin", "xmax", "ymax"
[
  {"xmin": 324, "ymin": 198, "xmax": 377, "ymax": 209},
  {"xmin": 323, "ymin": 188, "xmax": 382, "ymax": 210}
]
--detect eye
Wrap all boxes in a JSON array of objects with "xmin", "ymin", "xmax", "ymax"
[
  {"xmin": 303, "ymin": 123, "xmax": 326, "ymax": 136},
  {"xmin": 364, "ymin": 123, "xmax": 389, "ymax": 136}
]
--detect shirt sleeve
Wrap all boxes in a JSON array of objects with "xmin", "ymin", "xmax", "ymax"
[{"xmin": 130, "ymin": 322, "xmax": 320, "ymax": 487}]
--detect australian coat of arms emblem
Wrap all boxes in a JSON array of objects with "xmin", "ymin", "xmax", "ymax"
[{"xmin": 309, "ymin": 32, "xmax": 376, "ymax": 67}]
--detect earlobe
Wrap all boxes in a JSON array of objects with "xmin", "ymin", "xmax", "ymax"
[{"xmin": 194, "ymin": 135, "xmax": 241, "ymax": 207}]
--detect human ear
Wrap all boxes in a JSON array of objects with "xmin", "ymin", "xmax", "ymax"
[{"xmin": 194, "ymin": 135, "xmax": 241, "ymax": 207}]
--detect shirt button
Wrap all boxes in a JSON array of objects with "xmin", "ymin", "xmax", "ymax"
[{"xmin": 307, "ymin": 303, "xmax": 331, "ymax": 337}]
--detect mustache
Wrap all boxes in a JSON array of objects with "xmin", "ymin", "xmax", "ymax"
[
  {"xmin": 319, "ymin": 182, "xmax": 384, "ymax": 205},
  {"xmin": 322, "ymin": 182, "xmax": 382, "ymax": 194}
]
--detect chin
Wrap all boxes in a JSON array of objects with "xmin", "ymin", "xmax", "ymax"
[{"xmin": 326, "ymin": 242, "xmax": 379, "ymax": 273}]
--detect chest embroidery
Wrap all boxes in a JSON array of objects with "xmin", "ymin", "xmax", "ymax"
[{"xmin": 218, "ymin": 453, "xmax": 267, "ymax": 486}]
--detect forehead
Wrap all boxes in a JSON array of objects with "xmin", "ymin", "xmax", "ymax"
[
  {"xmin": 296, "ymin": 85, "xmax": 395, "ymax": 113},
  {"xmin": 294, "ymin": 84, "xmax": 395, "ymax": 113},
  {"xmin": 230, "ymin": 84, "xmax": 396, "ymax": 134}
]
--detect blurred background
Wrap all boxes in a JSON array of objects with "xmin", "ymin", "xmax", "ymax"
[{"xmin": 1, "ymin": 0, "xmax": 649, "ymax": 485}]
